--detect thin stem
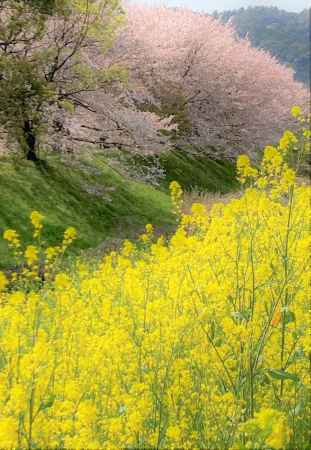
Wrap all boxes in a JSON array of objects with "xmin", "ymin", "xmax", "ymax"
[{"xmin": 280, "ymin": 185, "xmax": 294, "ymax": 397}]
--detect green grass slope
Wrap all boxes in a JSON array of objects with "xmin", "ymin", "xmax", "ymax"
[
  {"xmin": 159, "ymin": 150, "xmax": 239, "ymax": 193},
  {"xmin": 0, "ymin": 153, "xmax": 176, "ymax": 269},
  {"xmin": 0, "ymin": 149, "xmax": 239, "ymax": 269},
  {"xmin": 106, "ymin": 148, "xmax": 239, "ymax": 193}
]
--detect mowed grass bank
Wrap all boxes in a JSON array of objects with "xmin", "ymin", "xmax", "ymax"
[
  {"xmin": 0, "ymin": 153, "xmax": 176, "ymax": 269},
  {"xmin": 0, "ymin": 149, "xmax": 238, "ymax": 269}
]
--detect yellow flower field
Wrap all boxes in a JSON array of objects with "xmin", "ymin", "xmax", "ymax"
[{"xmin": 0, "ymin": 113, "xmax": 310, "ymax": 449}]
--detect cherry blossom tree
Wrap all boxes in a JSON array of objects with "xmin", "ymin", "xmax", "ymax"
[
  {"xmin": 106, "ymin": 4, "xmax": 307, "ymax": 158},
  {"xmin": 0, "ymin": 0, "xmax": 124, "ymax": 160},
  {"xmin": 64, "ymin": 91, "xmax": 177, "ymax": 153},
  {"xmin": 6, "ymin": 3, "xmax": 305, "ymax": 160}
]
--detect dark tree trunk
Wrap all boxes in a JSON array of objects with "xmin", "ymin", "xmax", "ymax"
[
  {"xmin": 26, "ymin": 148, "xmax": 38, "ymax": 162},
  {"xmin": 23, "ymin": 120, "xmax": 38, "ymax": 161}
]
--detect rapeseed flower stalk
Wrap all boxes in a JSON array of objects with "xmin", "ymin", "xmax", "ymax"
[
  {"xmin": 3, "ymin": 229, "xmax": 22, "ymax": 260},
  {"xmin": 0, "ymin": 271, "xmax": 8, "ymax": 291},
  {"xmin": 0, "ymin": 116, "xmax": 309, "ymax": 449},
  {"xmin": 62, "ymin": 226, "xmax": 78, "ymax": 250},
  {"xmin": 30, "ymin": 211, "xmax": 44, "ymax": 239},
  {"xmin": 291, "ymin": 105, "xmax": 301, "ymax": 118},
  {"xmin": 24, "ymin": 245, "xmax": 39, "ymax": 266},
  {"xmin": 139, "ymin": 223, "xmax": 154, "ymax": 243},
  {"xmin": 238, "ymin": 109, "xmax": 310, "ymax": 193},
  {"xmin": 2, "ymin": 212, "xmax": 77, "ymax": 289},
  {"xmin": 169, "ymin": 180, "xmax": 183, "ymax": 217}
]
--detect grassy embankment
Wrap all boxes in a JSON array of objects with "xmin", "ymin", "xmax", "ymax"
[{"xmin": 0, "ymin": 149, "xmax": 238, "ymax": 269}]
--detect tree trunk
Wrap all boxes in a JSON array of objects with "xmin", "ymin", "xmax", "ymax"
[{"xmin": 23, "ymin": 120, "xmax": 38, "ymax": 161}]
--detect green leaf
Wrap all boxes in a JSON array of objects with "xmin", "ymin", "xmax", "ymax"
[
  {"xmin": 267, "ymin": 369, "xmax": 299, "ymax": 383},
  {"xmin": 59, "ymin": 100, "xmax": 75, "ymax": 113},
  {"xmin": 39, "ymin": 394, "xmax": 55, "ymax": 411},
  {"xmin": 284, "ymin": 310, "xmax": 295, "ymax": 324},
  {"xmin": 287, "ymin": 348, "xmax": 305, "ymax": 366}
]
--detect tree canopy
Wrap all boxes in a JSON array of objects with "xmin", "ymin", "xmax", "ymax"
[
  {"xmin": 0, "ymin": 3, "xmax": 307, "ymax": 161},
  {"xmin": 108, "ymin": 5, "xmax": 307, "ymax": 158},
  {"xmin": 0, "ymin": 0, "xmax": 124, "ymax": 160}
]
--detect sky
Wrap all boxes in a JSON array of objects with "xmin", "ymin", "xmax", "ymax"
[{"xmin": 135, "ymin": 0, "xmax": 310, "ymax": 13}]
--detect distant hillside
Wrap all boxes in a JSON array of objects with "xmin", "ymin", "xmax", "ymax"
[{"xmin": 213, "ymin": 6, "xmax": 310, "ymax": 85}]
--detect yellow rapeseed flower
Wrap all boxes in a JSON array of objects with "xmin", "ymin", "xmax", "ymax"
[
  {"xmin": 145, "ymin": 223, "xmax": 153, "ymax": 234},
  {"xmin": 0, "ymin": 120, "xmax": 309, "ymax": 449},
  {"xmin": 24, "ymin": 245, "xmax": 39, "ymax": 266},
  {"xmin": 30, "ymin": 211, "xmax": 44, "ymax": 238},
  {"xmin": 170, "ymin": 181, "xmax": 183, "ymax": 215},
  {"xmin": 291, "ymin": 105, "xmax": 301, "ymax": 118},
  {"xmin": 3, "ymin": 229, "xmax": 20, "ymax": 247},
  {"xmin": 64, "ymin": 227, "xmax": 77, "ymax": 241},
  {"xmin": 30, "ymin": 211, "xmax": 44, "ymax": 228},
  {"xmin": 54, "ymin": 273, "xmax": 71, "ymax": 289},
  {"xmin": 0, "ymin": 272, "xmax": 8, "ymax": 291}
]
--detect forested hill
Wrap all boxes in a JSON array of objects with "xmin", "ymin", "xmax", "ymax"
[{"xmin": 213, "ymin": 6, "xmax": 310, "ymax": 85}]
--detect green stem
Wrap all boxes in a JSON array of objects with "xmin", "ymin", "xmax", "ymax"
[{"xmin": 280, "ymin": 185, "xmax": 294, "ymax": 397}]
